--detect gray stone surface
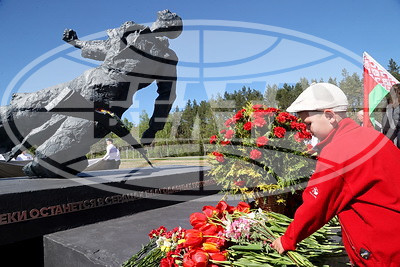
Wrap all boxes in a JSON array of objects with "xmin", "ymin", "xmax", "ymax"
[
  {"xmin": 44, "ymin": 195, "xmax": 239, "ymax": 267},
  {"xmin": 0, "ymin": 165, "xmax": 208, "ymax": 194},
  {"xmin": 0, "ymin": 165, "xmax": 217, "ymax": 246}
]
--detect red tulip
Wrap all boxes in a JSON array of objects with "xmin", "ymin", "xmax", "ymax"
[
  {"xmin": 184, "ymin": 229, "xmax": 203, "ymax": 248},
  {"xmin": 190, "ymin": 212, "xmax": 208, "ymax": 229},
  {"xmin": 202, "ymin": 205, "xmax": 218, "ymax": 218},
  {"xmin": 216, "ymin": 201, "xmax": 228, "ymax": 213},
  {"xmin": 199, "ymin": 223, "xmax": 219, "ymax": 236},
  {"xmin": 209, "ymin": 251, "xmax": 227, "ymax": 261},
  {"xmin": 183, "ymin": 249, "xmax": 209, "ymax": 267},
  {"xmin": 202, "ymin": 242, "xmax": 220, "ymax": 253},
  {"xmin": 204, "ymin": 236, "xmax": 226, "ymax": 248},
  {"xmin": 236, "ymin": 202, "xmax": 251, "ymax": 213}
]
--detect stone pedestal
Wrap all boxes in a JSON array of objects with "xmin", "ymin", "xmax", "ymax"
[
  {"xmin": 44, "ymin": 195, "xmax": 233, "ymax": 267},
  {"xmin": 0, "ymin": 165, "xmax": 219, "ymax": 265}
]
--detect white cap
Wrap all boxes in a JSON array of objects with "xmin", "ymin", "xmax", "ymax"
[{"xmin": 286, "ymin": 83, "xmax": 348, "ymax": 112}]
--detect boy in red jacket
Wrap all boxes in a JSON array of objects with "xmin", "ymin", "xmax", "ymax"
[{"xmin": 271, "ymin": 83, "xmax": 400, "ymax": 266}]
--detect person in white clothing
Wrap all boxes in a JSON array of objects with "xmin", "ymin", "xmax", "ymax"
[
  {"xmin": 16, "ymin": 150, "xmax": 33, "ymax": 161},
  {"xmin": 102, "ymin": 138, "xmax": 120, "ymax": 169}
]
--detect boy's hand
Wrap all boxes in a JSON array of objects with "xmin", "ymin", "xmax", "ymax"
[{"xmin": 271, "ymin": 237, "xmax": 286, "ymax": 254}]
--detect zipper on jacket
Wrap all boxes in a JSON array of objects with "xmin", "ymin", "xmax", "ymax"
[{"xmin": 339, "ymin": 218, "xmax": 356, "ymax": 251}]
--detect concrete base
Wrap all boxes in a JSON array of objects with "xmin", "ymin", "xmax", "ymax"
[
  {"xmin": 0, "ymin": 165, "xmax": 220, "ymax": 266},
  {"xmin": 44, "ymin": 195, "xmax": 235, "ymax": 267},
  {"xmin": 0, "ymin": 165, "xmax": 218, "ymax": 246}
]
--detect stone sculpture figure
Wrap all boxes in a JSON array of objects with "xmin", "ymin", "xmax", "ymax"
[{"xmin": 0, "ymin": 10, "xmax": 182, "ymax": 178}]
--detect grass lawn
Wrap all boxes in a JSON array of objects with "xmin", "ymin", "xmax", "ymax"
[{"xmin": 118, "ymin": 156, "xmax": 210, "ymax": 169}]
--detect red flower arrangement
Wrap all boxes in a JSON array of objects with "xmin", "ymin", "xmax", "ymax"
[
  {"xmin": 123, "ymin": 200, "xmax": 342, "ymax": 266},
  {"xmin": 123, "ymin": 201, "xmax": 251, "ymax": 267},
  {"xmin": 208, "ymin": 103, "xmax": 316, "ymax": 199}
]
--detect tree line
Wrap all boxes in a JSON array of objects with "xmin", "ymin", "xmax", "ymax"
[{"xmin": 88, "ymin": 58, "xmax": 400, "ymax": 159}]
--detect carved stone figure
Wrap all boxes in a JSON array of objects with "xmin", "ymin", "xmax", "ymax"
[{"xmin": 0, "ymin": 10, "xmax": 182, "ymax": 178}]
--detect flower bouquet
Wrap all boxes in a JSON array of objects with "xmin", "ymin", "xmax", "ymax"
[
  {"xmin": 123, "ymin": 201, "xmax": 343, "ymax": 267},
  {"xmin": 207, "ymin": 104, "xmax": 316, "ymax": 211}
]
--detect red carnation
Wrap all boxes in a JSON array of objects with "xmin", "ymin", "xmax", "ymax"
[
  {"xmin": 209, "ymin": 135, "xmax": 218, "ymax": 144},
  {"xmin": 243, "ymin": 122, "xmax": 253, "ymax": 131},
  {"xmin": 294, "ymin": 132, "xmax": 304, "ymax": 143},
  {"xmin": 250, "ymin": 149, "xmax": 262, "ymax": 160},
  {"xmin": 220, "ymin": 140, "xmax": 231, "ymax": 146},
  {"xmin": 252, "ymin": 104, "xmax": 264, "ymax": 110},
  {"xmin": 265, "ymin": 107, "xmax": 279, "ymax": 115},
  {"xmin": 273, "ymin": 127, "xmax": 286, "ymax": 138},
  {"xmin": 234, "ymin": 180, "xmax": 245, "ymax": 187},
  {"xmin": 290, "ymin": 121, "xmax": 306, "ymax": 131},
  {"xmin": 256, "ymin": 136, "xmax": 269, "ymax": 147},
  {"xmin": 160, "ymin": 256, "xmax": 175, "ymax": 267},
  {"xmin": 301, "ymin": 130, "xmax": 312, "ymax": 139},
  {"xmin": 224, "ymin": 129, "xmax": 235, "ymax": 139},
  {"xmin": 276, "ymin": 114, "xmax": 286, "ymax": 123},
  {"xmin": 233, "ymin": 109, "xmax": 245, "ymax": 122},
  {"xmin": 276, "ymin": 112, "xmax": 297, "ymax": 124},
  {"xmin": 224, "ymin": 118, "xmax": 234, "ymax": 127},
  {"xmin": 212, "ymin": 151, "xmax": 225, "ymax": 163},
  {"xmin": 294, "ymin": 130, "xmax": 312, "ymax": 142},
  {"xmin": 252, "ymin": 109, "xmax": 267, "ymax": 119},
  {"xmin": 253, "ymin": 117, "xmax": 266, "ymax": 127}
]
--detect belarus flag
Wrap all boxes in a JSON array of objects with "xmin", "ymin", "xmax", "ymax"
[{"xmin": 363, "ymin": 52, "xmax": 399, "ymax": 127}]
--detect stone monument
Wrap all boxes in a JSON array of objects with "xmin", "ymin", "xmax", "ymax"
[{"xmin": 0, "ymin": 10, "xmax": 182, "ymax": 178}]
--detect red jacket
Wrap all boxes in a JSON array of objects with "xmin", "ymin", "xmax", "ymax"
[{"xmin": 281, "ymin": 118, "xmax": 400, "ymax": 266}]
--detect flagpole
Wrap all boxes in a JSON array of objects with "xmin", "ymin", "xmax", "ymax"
[{"xmin": 363, "ymin": 52, "xmax": 373, "ymax": 127}]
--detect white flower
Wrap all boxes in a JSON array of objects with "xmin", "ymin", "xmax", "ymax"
[{"xmin": 247, "ymin": 212, "xmax": 256, "ymax": 219}]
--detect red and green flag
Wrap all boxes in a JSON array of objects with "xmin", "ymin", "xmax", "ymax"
[{"xmin": 363, "ymin": 52, "xmax": 399, "ymax": 127}]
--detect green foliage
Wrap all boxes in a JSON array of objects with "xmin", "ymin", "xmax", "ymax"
[
  {"xmin": 339, "ymin": 69, "xmax": 363, "ymax": 112},
  {"xmin": 264, "ymin": 84, "xmax": 278, "ymax": 107},
  {"xmin": 175, "ymin": 99, "xmax": 219, "ymax": 140},
  {"xmin": 275, "ymin": 83, "xmax": 304, "ymax": 110},
  {"xmin": 225, "ymin": 211, "xmax": 343, "ymax": 267},
  {"xmin": 122, "ymin": 117, "xmax": 134, "ymax": 131},
  {"xmin": 388, "ymin": 58, "xmax": 400, "ymax": 81},
  {"xmin": 138, "ymin": 110, "xmax": 150, "ymax": 137},
  {"xmin": 223, "ymin": 86, "xmax": 264, "ymax": 111}
]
